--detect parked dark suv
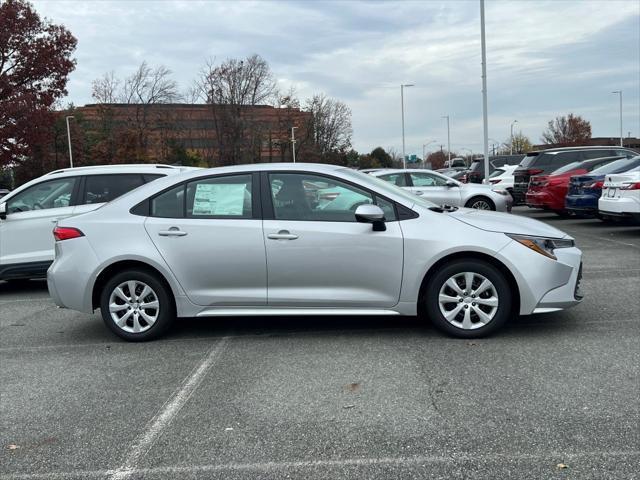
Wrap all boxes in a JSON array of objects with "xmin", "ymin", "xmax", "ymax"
[
  {"xmin": 512, "ymin": 146, "xmax": 637, "ymax": 205},
  {"xmin": 463, "ymin": 155, "xmax": 524, "ymax": 184}
]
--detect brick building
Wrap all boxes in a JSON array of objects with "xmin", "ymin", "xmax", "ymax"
[{"xmin": 66, "ymin": 103, "xmax": 314, "ymax": 166}]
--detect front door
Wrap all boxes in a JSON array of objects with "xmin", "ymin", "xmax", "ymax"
[
  {"xmin": 144, "ymin": 173, "xmax": 266, "ymax": 306},
  {"xmin": 408, "ymin": 171, "xmax": 461, "ymax": 206},
  {"xmin": 262, "ymin": 172, "xmax": 404, "ymax": 308},
  {"xmin": 0, "ymin": 176, "xmax": 79, "ymax": 267}
]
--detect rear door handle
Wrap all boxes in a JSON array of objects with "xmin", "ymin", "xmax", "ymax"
[
  {"xmin": 158, "ymin": 227, "xmax": 187, "ymax": 237},
  {"xmin": 414, "ymin": 191, "xmax": 424, "ymax": 196},
  {"xmin": 267, "ymin": 230, "xmax": 298, "ymax": 240}
]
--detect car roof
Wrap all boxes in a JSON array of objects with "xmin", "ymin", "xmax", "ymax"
[
  {"xmin": 529, "ymin": 146, "xmax": 635, "ymax": 154},
  {"xmin": 45, "ymin": 163, "xmax": 193, "ymax": 176}
]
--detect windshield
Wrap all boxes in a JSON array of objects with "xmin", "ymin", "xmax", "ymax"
[
  {"xmin": 519, "ymin": 152, "xmax": 540, "ymax": 168},
  {"xmin": 340, "ymin": 169, "xmax": 437, "ymax": 208},
  {"xmin": 591, "ymin": 156, "xmax": 640, "ymax": 175},
  {"xmin": 489, "ymin": 169, "xmax": 505, "ymax": 178}
]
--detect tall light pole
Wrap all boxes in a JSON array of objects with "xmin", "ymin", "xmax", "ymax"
[
  {"xmin": 65, "ymin": 115, "xmax": 75, "ymax": 168},
  {"xmin": 291, "ymin": 126, "xmax": 298, "ymax": 163},
  {"xmin": 612, "ymin": 90, "xmax": 623, "ymax": 147},
  {"xmin": 441, "ymin": 115, "xmax": 451, "ymax": 164},
  {"xmin": 422, "ymin": 140, "xmax": 436, "ymax": 165},
  {"xmin": 401, "ymin": 83, "xmax": 414, "ymax": 169},
  {"xmin": 510, "ymin": 120, "xmax": 518, "ymax": 154},
  {"xmin": 480, "ymin": 0, "xmax": 490, "ymax": 183}
]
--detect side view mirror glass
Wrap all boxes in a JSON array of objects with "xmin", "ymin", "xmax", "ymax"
[
  {"xmin": 0, "ymin": 202, "xmax": 6, "ymax": 220},
  {"xmin": 354, "ymin": 204, "xmax": 386, "ymax": 231}
]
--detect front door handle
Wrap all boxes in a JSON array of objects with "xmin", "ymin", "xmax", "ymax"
[
  {"xmin": 414, "ymin": 190, "xmax": 424, "ymax": 196},
  {"xmin": 267, "ymin": 230, "xmax": 298, "ymax": 240},
  {"xmin": 158, "ymin": 227, "xmax": 187, "ymax": 237}
]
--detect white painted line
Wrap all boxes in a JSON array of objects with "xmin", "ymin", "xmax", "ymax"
[
  {"xmin": 107, "ymin": 337, "xmax": 228, "ymax": 480},
  {"xmin": 2, "ymin": 450, "xmax": 638, "ymax": 479},
  {"xmin": 0, "ymin": 298, "xmax": 52, "ymax": 305}
]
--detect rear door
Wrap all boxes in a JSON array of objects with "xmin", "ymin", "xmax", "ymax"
[
  {"xmin": 0, "ymin": 176, "xmax": 79, "ymax": 266},
  {"xmin": 144, "ymin": 173, "xmax": 267, "ymax": 306}
]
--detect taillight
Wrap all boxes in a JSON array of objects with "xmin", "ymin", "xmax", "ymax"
[
  {"xmin": 585, "ymin": 181, "xmax": 604, "ymax": 189},
  {"xmin": 489, "ymin": 179, "xmax": 501, "ymax": 184},
  {"xmin": 53, "ymin": 226, "xmax": 84, "ymax": 241},
  {"xmin": 621, "ymin": 182, "xmax": 640, "ymax": 190}
]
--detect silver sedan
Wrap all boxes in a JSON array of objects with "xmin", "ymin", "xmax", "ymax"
[
  {"xmin": 370, "ymin": 168, "xmax": 512, "ymax": 211},
  {"xmin": 47, "ymin": 163, "xmax": 582, "ymax": 341}
]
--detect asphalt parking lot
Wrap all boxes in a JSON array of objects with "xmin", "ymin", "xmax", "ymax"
[{"xmin": 1, "ymin": 207, "xmax": 639, "ymax": 480}]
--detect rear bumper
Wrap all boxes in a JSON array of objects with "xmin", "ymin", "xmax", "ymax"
[
  {"xmin": 599, "ymin": 196, "xmax": 640, "ymax": 215},
  {"xmin": 565, "ymin": 195, "xmax": 598, "ymax": 214}
]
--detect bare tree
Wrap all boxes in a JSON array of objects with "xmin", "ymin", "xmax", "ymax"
[
  {"xmin": 91, "ymin": 71, "xmax": 120, "ymax": 104},
  {"xmin": 194, "ymin": 54, "xmax": 277, "ymax": 165},
  {"xmin": 541, "ymin": 114, "xmax": 592, "ymax": 146},
  {"xmin": 122, "ymin": 62, "xmax": 180, "ymax": 104},
  {"xmin": 306, "ymin": 94, "xmax": 352, "ymax": 157}
]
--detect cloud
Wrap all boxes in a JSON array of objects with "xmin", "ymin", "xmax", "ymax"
[{"xmin": 32, "ymin": 0, "xmax": 640, "ymax": 154}]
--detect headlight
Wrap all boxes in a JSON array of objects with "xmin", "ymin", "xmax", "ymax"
[
  {"xmin": 506, "ymin": 234, "xmax": 574, "ymax": 260},
  {"xmin": 492, "ymin": 189, "xmax": 509, "ymax": 196}
]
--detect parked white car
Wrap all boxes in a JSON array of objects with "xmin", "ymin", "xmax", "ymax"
[
  {"xmin": 598, "ymin": 170, "xmax": 640, "ymax": 222},
  {"xmin": 488, "ymin": 164, "xmax": 518, "ymax": 194},
  {"xmin": 370, "ymin": 169, "xmax": 512, "ymax": 211},
  {"xmin": 0, "ymin": 164, "xmax": 196, "ymax": 281}
]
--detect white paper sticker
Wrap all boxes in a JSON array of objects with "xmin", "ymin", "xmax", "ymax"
[{"xmin": 192, "ymin": 183, "xmax": 247, "ymax": 216}]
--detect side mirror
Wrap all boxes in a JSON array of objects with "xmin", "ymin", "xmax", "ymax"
[
  {"xmin": 445, "ymin": 181, "xmax": 458, "ymax": 188},
  {"xmin": 355, "ymin": 204, "xmax": 386, "ymax": 231},
  {"xmin": 0, "ymin": 202, "xmax": 6, "ymax": 220}
]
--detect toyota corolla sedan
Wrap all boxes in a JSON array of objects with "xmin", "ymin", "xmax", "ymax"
[
  {"xmin": 370, "ymin": 169, "xmax": 512, "ymax": 212},
  {"xmin": 47, "ymin": 163, "xmax": 583, "ymax": 341}
]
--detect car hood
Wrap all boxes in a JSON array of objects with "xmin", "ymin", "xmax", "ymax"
[{"xmin": 449, "ymin": 208, "xmax": 569, "ymax": 239}]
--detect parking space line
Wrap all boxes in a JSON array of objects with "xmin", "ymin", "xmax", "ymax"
[
  {"xmin": 2, "ymin": 450, "xmax": 638, "ymax": 479},
  {"xmin": 107, "ymin": 337, "xmax": 228, "ymax": 480}
]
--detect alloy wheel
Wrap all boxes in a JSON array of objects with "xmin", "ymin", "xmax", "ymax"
[
  {"xmin": 471, "ymin": 199, "xmax": 492, "ymax": 210},
  {"xmin": 108, "ymin": 280, "xmax": 160, "ymax": 334},
  {"xmin": 438, "ymin": 272, "xmax": 499, "ymax": 330}
]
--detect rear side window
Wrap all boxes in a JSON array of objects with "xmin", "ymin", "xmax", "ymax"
[
  {"xmin": 83, "ymin": 174, "xmax": 144, "ymax": 204},
  {"xmin": 151, "ymin": 184, "xmax": 184, "ymax": 218}
]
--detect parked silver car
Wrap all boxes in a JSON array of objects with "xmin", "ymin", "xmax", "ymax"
[
  {"xmin": 47, "ymin": 163, "xmax": 582, "ymax": 341},
  {"xmin": 370, "ymin": 168, "xmax": 512, "ymax": 211}
]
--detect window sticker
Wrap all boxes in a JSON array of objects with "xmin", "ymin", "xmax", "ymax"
[{"xmin": 192, "ymin": 183, "xmax": 247, "ymax": 216}]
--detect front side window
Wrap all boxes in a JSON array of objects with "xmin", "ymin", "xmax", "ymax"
[
  {"xmin": 410, "ymin": 172, "xmax": 447, "ymax": 187},
  {"xmin": 83, "ymin": 174, "xmax": 145, "ymax": 204},
  {"xmin": 7, "ymin": 177, "xmax": 77, "ymax": 214},
  {"xmin": 378, "ymin": 173, "xmax": 407, "ymax": 187},
  {"xmin": 270, "ymin": 173, "xmax": 382, "ymax": 222}
]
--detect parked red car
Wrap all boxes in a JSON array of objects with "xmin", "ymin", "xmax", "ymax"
[{"xmin": 526, "ymin": 156, "xmax": 623, "ymax": 216}]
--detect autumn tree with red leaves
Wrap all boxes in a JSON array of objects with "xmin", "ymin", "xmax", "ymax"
[
  {"xmin": 0, "ymin": 0, "xmax": 77, "ymax": 182},
  {"xmin": 541, "ymin": 114, "xmax": 592, "ymax": 146}
]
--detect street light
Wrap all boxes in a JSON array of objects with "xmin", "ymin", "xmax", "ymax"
[
  {"xmin": 510, "ymin": 120, "xmax": 518, "ymax": 154},
  {"xmin": 612, "ymin": 90, "xmax": 623, "ymax": 147},
  {"xmin": 401, "ymin": 84, "xmax": 414, "ymax": 169},
  {"xmin": 480, "ymin": 0, "xmax": 490, "ymax": 184},
  {"xmin": 422, "ymin": 140, "xmax": 436, "ymax": 163},
  {"xmin": 65, "ymin": 115, "xmax": 75, "ymax": 168},
  {"xmin": 441, "ymin": 115, "xmax": 451, "ymax": 165},
  {"xmin": 291, "ymin": 126, "xmax": 298, "ymax": 163}
]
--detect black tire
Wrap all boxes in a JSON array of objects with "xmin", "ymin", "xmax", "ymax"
[
  {"xmin": 99, "ymin": 269, "xmax": 175, "ymax": 341},
  {"xmin": 553, "ymin": 209, "xmax": 572, "ymax": 218},
  {"xmin": 465, "ymin": 196, "xmax": 495, "ymax": 211},
  {"xmin": 423, "ymin": 259, "xmax": 512, "ymax": 338}
]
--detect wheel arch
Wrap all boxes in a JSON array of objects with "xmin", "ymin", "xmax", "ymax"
[
  {"xmin": 92, "ymin": 260, "xmax": 176, "ymax": 311},
  {"xmin": 465, "ymin": 195, "xmax": 496, "ymax": 210},
  {"xmin": 417, "ymin": 251, "xmax": 520, "ymax": 318}
]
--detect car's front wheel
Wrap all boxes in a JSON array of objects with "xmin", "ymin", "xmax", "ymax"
[
  {"xmin": 465, "ymin": 196, "xmax": 495, "ymax": 210},
  {"xmin": 99, "ymin": 269, "xmax": 175, "ymax": 341},
  {"xmin": 424, "ymin": 259, "xmax": 512, "ymax": 337}
]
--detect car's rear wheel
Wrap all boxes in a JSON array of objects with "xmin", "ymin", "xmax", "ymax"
[
  {"xmin": 424, "ymin": 259, "xmax": 512, "ymax": 337},
  {"xmin": 99, "ymin": 269, "xmax": 174, "ymax": 341},
  {"xmin": 465, "ymin": 196, "xmax": 495, "ymax": 210}
]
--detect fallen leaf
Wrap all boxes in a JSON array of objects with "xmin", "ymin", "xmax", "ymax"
[
  {"xmin": 224, "ymin": 427, "xmax": 233, "ymax": 431},
  {"xmin": 7, "ymin": 444, "xmax": 19, "ymax": 450},
  {"xmin": 557, "ymin": 463, "xmax": 568, "ymax": 469},
  {"xmin": 343, "ymin": 404, "xmax": 355, "ymax": 409},
  {"xmin": 344, "ymin": 382, "xmax": 361, "ymax": 393}
]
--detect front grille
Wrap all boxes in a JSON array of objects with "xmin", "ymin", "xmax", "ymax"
[{"xmin": 574, "ymin": 262, "xmax": 583, "ymax": 300}]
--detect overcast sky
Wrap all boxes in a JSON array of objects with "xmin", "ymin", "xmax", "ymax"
[{"xmin": 33, "ymin": 0, "xmax": 640, "ymax": 156}]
